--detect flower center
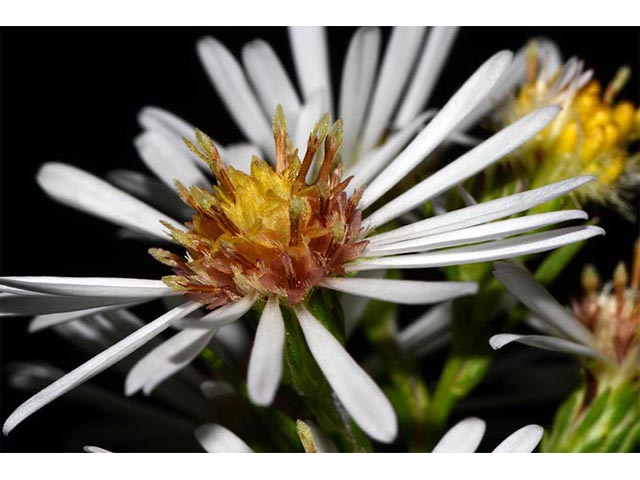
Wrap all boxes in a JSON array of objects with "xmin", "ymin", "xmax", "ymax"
[
  {"xmin": 150, "ymin": 108, "xmax": 367, "ymax": 307},
  {"xmin": 501, "ymin": 42, "xmax": 639, "ymax": 208},
  {"xmin": 572, "ymin": 241, "xmax": 640, "ymax": 364}
]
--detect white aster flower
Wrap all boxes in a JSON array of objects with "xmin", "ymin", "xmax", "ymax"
[
  {"xmin": 432, "ymin": 417, "xmax": 544, "ymax": 453},
  {"xmin": 1, "ymin": 47, "xmax": 604, "ymax": 444}
]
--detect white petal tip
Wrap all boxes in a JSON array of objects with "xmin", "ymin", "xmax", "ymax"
[{"xmin": 489, "ymin": 334, "xmax": 520, "ymax": 350}]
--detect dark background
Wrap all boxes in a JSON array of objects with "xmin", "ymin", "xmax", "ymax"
[{"xmin": 1, "ymin": 27, "xmax": 638, "ymax": 452}]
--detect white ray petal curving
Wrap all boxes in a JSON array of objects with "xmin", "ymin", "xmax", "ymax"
[
  {"xmin": 360, "ymin": 50, "xmax": 513, "ymax": 209},
  {"xmin": 295, "ymin": 305, "xmax": 397, "ymax": 443},
  {"xmin": 125, "ymin": 327, "xmax": 213, "ymax": 396},
  {"xmin": 363, "ymin": 105, "xmax": 560, "ymax": 229},
  {"xmin": 37, "ymin": 163, "xmax": 183, "ymax": 240},
  {"xmin": 348, "ymin": 226, "xmax": 605, "ymax": 272},
  {"xmin": 197, "ymin": 37, "xmax": 273, "ymax": 156},
  {"xmin": 2, "ymin": 301, "xmax": 202, "ymax": 434},
  {"xmin": 368, "ymin": 176, "xmax": 594, "ymax": 246},
  {"xmin": 247, "ymin": 296, "xmax": 285, "ymax": 406},
  {"xmin": 135, "ymin": 131, "xmax": 209, "ymax": 190},
  {"xmin": 142, "ymin": 330, "xmax": 215, "ymax": 395},
  {"xmin": 492, "ymin": 425, "xmax": 544, "ymax": 453},
  {"xmin": 347, "ymin": 110, "xmax": 435, "ymax": 190},
  {"xmin": 359, "ymin": 27, "xmax": 427, "ymax": 153},
  {"xmin": 242, "ymin": 39, "xmax": 301, "ymax": 121},
  {"xmin": 127, "ymin": 296, "xmax": 255, "ymax": 395},
  {"xmin": 489, "ymin": 334, "xmax": 606, "ymax": 360},
  {"xmin": 173, "ymin": 295, "xmax": 255, "ymax": 330},
  {"xmin": 322, "ymin": 277, "xmax": 477, "ymax": 305},
  {"xmin": 393, "ymin": 26, "xmax": 458, "ymax": 129},
  {"xmin": 288, "ymin": 27, "xmax": 332, "ymax": 114},
  {"xmin": 493, "ymin": 261, "xmax": 593, "ymax": 345},
  {"xmin": 396, "ymin": 302, "xmax": 452, "ymax": 352},
  {"xmin": 433, "ymin": 417, "xmax": 486, "ymax": 453},
  {"xmin": 196, "ymin": 423, "xmax": 253, "ymax": 453},
  {"xmin": 365, "ymin": 210, "xmax": 588, "ymax": 257},
  {"xmin": 0, "ymin": 277, "xmax": 177, "ymax": 298},
  {"xmin": 339, "ymin": 27, "xmax": 382, "ymax": 164}
]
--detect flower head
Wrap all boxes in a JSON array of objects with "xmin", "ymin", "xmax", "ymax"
[
  {"xmin": 151, "ymin": 109, "xmax": 366, "ymax": 307},
  {"xmin": 498, "ymin": 41, "xmax": 640, "ymax": 213},
  {"xmin": 2, "ymin": 49, "xmax": 605, "ymax": 442}
]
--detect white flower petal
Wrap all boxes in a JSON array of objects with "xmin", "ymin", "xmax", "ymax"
[
  {"xmin": 360, "ymin": 50, "xmax": 513, "ymax": 210},
  {"xmin": 363, "ymin": 105, "xmax": 560, "ymax": 229},
  {"xmin": 247, "ymin": 296, "xmax": 285, "ymax": 406},
  {"xmin": 347, "ymin": 110, "xmax": 435, "ymax": 191},
  {"xmin": 339, "ymin": 27, "xmax": 382, "ymax": 165},
  {"xmin": 493, "ymin": 261, "xmax": 593, "ymax": 345},
  {"xmin": 368, "ymin": 176, "xmax": 595, "ymax": 246},
  {"xmin": 339, "ymin": 270, "xmax": 386, "ymax": 336},
  {"xmin": 142, "ymin": 330, "xmax": 215, "ymax": 396},
  {"xmin": 433, "ymin": 417, "xmax": 486, "ymax": 453},
  {"xmin": 29, "ymin": 302, "xmax": 142, "ymax": 332},
  {"xmin": 196, "ymin": 36, "xmax": 272, "ymax": 157},
  {"xmin": 138, "ymin": 106, "xmax": 197, "ymax": 145},
  {"xmin": 396, "ymin": 302, "xmax": 452, "ymax": 352},
  {"xmin": 242, "ymin": 39, "xmax": 301, "ymax": 122},
  {"xmin": 83, "ymin": 446, "xmax": 111, "ymax": 453},
  {"xmin": 393, "ymin": 26, "xmax": 458, "ymax": 129},
  {"xmin": 349, "ymin": 226, "xmax": 605, "ymax": 272},
  {"xmin": 137, "ymin": 106, "xmax": 213, "ymax": 172},
  {"xmin": 365, "ymin": 210, "xmax": 588, "ymax": 257},
  {"xmin": 135, "ymin": 131, "xmax": 209, "ymax": 190},
  {"xmin": 126, "ymin": 296, "xmax": 255, "ymax": 395},
  {"xmin": 292, "ymin": 90, "xmax": 327, "ymax": 160},
  {"xmin": 2, "ymin": 301, "xmax": 201, "ymax": 435},
  {"xmin": 37, "ymin": 163, "xmax": 183, "ymax": 240},
  {"xmin": 288, "ymin": 27, "xmax": 332, "ymax": 115},
  {"xmin": 359, "ymin": 27, "xmax": 427, "ymax": 153},
  {"xmin": 106, "ymin": 169, "xmax": 191, "ymax": 219},
  {"xmin": 489, "ymin": 333, "xmax": 606, "ymax": 360},
  {"xmin": 195, "ymin": 423, "xmax": 253, "ymax": 453},
  {"xmin": 295, "ymin": 305, "xmax": 397, "ymax": 443},
  {"xmin": 173, "ymin": 295, "xmax": 255, "ymax": 330},
  {"xmin": 322, "ymin": 277, "xmax": 477, "ymax": 305},
  {"xmin": 1, "ymin": 293, "xmax": 141, "ymax": 317},
  {"xmin": 0, "ymin": 276, "xmax": 176, "ymax": 298},
  {"xmin": 200, "ymin": 380, "xmax": 234, "ymax": 399},
  {"xmin": 223, "ymin": 143, "xmax": 262, "ymax": 174},
  {"xmin": 492, "ymin": 424, "xmax": 543, "ymax": 453},
  {"xmin": 125, "ymin": 327, "xmax": 213, "ymax": 396}
]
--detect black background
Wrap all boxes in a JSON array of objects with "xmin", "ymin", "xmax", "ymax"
[{"xmin": 1, "ymin": 27, "xmax": 638, "ymax": 452}]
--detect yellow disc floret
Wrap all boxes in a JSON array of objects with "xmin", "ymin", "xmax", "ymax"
[
  {"xmin": 501, "ymin": 45, "xmax": 639, "ymax": 214},
  {"xmin": 150, "ymin": 107, "xmax": 367, "ymax": 307}
]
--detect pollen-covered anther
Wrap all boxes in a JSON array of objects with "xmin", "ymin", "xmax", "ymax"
[{"xmin": 151, "ymin": 107, "xmax": 367, "ymax": 307}]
